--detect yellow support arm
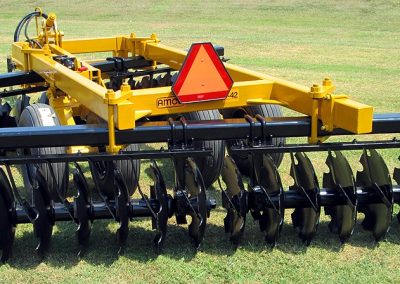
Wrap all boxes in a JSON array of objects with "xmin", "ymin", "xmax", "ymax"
[
  {"xmin": 143, "ymin": 40, "xmax": 373, "ymax": 135},
  {"xmin": 11, "ymin": 34, "xmax": 373, "ymax": 142}
]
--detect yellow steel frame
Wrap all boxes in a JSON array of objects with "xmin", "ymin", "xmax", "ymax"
[{"xmin": 10, "ymin": 14, "xmax": 373, "ymax": 152}]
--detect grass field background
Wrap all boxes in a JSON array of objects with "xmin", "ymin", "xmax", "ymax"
[{"xmin": 0, "ymin": 0, "xmax": 400, "ymax": 283}]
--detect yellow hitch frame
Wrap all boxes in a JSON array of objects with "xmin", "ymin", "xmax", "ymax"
[{"xmin": 10, "ymin": 12, "xmax": 373, "ymax": 152}]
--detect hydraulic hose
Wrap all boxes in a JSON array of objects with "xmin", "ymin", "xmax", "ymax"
[{"xmin": 13, "ymin": 11, "xmax": 48, "ymax": 42}]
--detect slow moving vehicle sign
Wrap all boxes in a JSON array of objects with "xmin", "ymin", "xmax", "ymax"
[{"xmin": 172, "ymin": 42, "xmax": 233, "ymax": 103}]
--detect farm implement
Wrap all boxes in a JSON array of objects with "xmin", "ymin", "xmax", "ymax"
[{"xmin": 0, "ymin": 9, "xmax": 399, "ymax": 262}]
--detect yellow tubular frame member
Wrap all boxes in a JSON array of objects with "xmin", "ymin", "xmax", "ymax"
[{"xmin": 10, "ymin": 13, "xmax": 373, "ymax": 152}]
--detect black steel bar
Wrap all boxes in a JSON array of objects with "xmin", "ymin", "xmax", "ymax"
[
  {"xmin": 90, "ymin": 56, "xmax": 154, "ymax": 73},
  {"xmin": 260, "ymin": 185, "xmax": 400, "ymax": 209},
  {"xmin": 0, "ymin": 86, "xmax": 48, "ymax": 98},
  {"xmin": 15, "ymin": 199, "xmax": 160, "ymax": 224},
  {"xmin": 0, "ymin": 58, "xmax": 156, "ymax": 89},
  {"xmin": 0, "ymin": 149, "xmax": 211, "ymax": 164},
  {"xmin": 111, "ymin": 67, "xmax": 172, "ymax": 80},
  {"xmin": 230, "ymin": 139, "xmax": 400, "ymax": 154},
  {"xmin": 0, "ymin": 114, "xmax": 399, "ymax": 149},
  {"xmin": 13, "ymin": 185, "xmax": 400, "ymax": 224},
  {"xmin": 0, "ymin": 71, "xmax": 44, "ymax": 88},
  {"xmin": 371, "ymin": 113, "xmax": 400, "ymax": 134}
]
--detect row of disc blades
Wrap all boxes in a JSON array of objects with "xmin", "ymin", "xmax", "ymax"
[
  {"xmin": 221, "ymin": 149, "xmax": 400, "ymax": 246},
  {"xmin": 0, "ymin": 157, "xmax": 208, "ymax": 262},
  {"xmin": 0, "ymin": 148, "xmax": 398, "ymax": 261}
]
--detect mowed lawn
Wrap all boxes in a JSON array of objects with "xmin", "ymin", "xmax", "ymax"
[{"xmin": 0, "ymin": 0, "xmax": 400, "ymax": 283}]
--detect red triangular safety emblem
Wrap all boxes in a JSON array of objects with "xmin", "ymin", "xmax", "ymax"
[{"xmin": 172, "ymin": 42, "xmax": 233, "ymax": 103}]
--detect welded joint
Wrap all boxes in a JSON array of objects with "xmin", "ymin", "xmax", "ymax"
[
  {"xmin": 104, "ymin": 82, "xmax": 133, "ymax": 104},
  {"xmin": 133, "ymin": 33, "xmax": 160, "ymax": 61},
  {"xmin": 308, "ymin": 78, "xmax": 348, "ymax": 143},
  {"xmin": 20, "ymin": 42, "xmax": 47, "ymax": 54},
  {"xmin": 321, "ymin": 93, "xmax": 348, "ymax": 132}
]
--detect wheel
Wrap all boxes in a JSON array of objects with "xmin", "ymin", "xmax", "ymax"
[
  {"xmin": 222, "ymin": 104, "xmax": 285, "ymax": 176},
  {"xmin": 90, "ymin": 143, "xmax": 140, "ymax": 199},
  {"xmin": 183, "ymin": 110, "xmax": 225, "ymax": 187},
  {"xmin": 18, "ymin": 103, "xmax": 69, "ymax": 201}
]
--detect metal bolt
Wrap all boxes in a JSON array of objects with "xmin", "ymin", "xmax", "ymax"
[
  {"xmin": 323, "ymin": 78, "xmax": 332, "ymax": 87},
  {"xmin": 120, "ymin": 82, "xmax": 131, "ymax": 92},
  {"xmin": 106, "ymin": 89, "xmax": 118, "ymax": 100},
  {"xmin": 311, "ymin": 84, "xmax": 321, "ymax": 93}
]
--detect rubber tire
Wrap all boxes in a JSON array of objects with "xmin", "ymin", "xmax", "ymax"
[
  {"xmin": 90, "ymin": 143, "xmax": 140, "ymax": 199},
  {"xmin": 183, "ymin": 110, "xmax": 225, "ymax": 187},
  {"xmin": 222, "ymin": 104, "xmax": 285, "ymax": 176},
  {"xmin": 18, "ymin": 103, "xmax": 69, "ymax": 201}
]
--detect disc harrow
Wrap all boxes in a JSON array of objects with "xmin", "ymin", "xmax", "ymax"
[
  {"xmin": 0, "ymin": 128, "xmax": 398, "ymax": 262},
  {"xmin": 0, "ymin": 9, "xmax": 399, "ymax": 262}
]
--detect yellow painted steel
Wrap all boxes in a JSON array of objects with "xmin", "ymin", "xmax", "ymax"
[{"xmin": 10, "ymin": 12, "xmax": 374, "ymax": 152}]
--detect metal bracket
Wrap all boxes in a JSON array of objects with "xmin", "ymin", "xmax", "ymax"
[
  {"xmin": 308, "ymin": 78, "xmax": 339, "ymax": 144},
  {"xmin": 167, "ymin": 116, "xmax": 193, "ymax": 151}
]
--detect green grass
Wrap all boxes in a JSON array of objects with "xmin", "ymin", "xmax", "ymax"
[{"xmin": 1, "ymin": 0, "xmax": 400, "ymax": 283}]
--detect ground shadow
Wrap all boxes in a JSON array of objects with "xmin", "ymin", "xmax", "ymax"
[{"xmin": 5, "ymin": 210, "xmax": 400, "ymax": 269}]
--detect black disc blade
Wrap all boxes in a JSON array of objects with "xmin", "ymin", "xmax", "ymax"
[
  {"xmin": 323, "ymin": 151, "xmax": 357, "ymax": 243},
  {"xmin": 252, "ymin": 154, "xmax": 284, "ymax": 245},
  {"xmin": 356, "ymin": 149, "xmax": 393, "ymax": 241},
  {"xmin": 73, "ymin": 165, "xmax": 92, "ymax": 255},
  {"xmin": 185, "ymin": 158, "xmax": 207, "ymax": 249},
  {"xmin": 156, "ymin": 73, "xmax": 171, "ymax": 87},
  {"xmin": 394, "ymin": 156, "xmax": 400, "ymax": 185},
  {"xmin": 395, "ymin": 157, "xmax": 400, "ymax": 222},
  {"xmin": 114, "ymin": 168, "xmax": 130, "ymax": 253},
  {"xmin": 221, "ymin": 156, "xmax": 247, "ymax": 246},
  {"xmin": 290, "ymin": 152, "xmax": 320, "ymax": 245},
  {"xmin": 32, "ymin": 169, "xmax": 54, "ymax": 256},
  {"xmin": 395, "ymin": 168, "xmax": 400, "ymax": 185},
  {"xmin": 149, "ymin": 161, "xmax": 169, "ymax": 252},
  {"xmin": 140, "ymin": 76, "xmax": 151, "ymax": 88},
  {"xmin": 0, "ymin": 168, "xmax": 15, "ymax": 262}
]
